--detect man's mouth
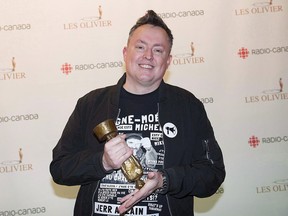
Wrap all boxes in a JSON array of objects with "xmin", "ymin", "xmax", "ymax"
[{"xmin": 139, "ymin": 64, "xmax": 153, "ymax": 69}]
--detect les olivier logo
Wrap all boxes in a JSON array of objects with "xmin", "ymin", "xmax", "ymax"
[
  {"xmin": 0, "ymin": 57, "xmax": 27, "ymax": 81},
  {"xmin": 248, "ymin": 134, "xmax": 288, "ymax": 148},
  {"xmin": 172, "ymin": 42, "xmax": 205, "ymax": 66},
  {"xmin": 0, "ymin": 148, "xmax": 33, "ymax": 174},
  {"xmin": 256, "ymin": 178, "xmax": 288, "ymax": 194},
  {"xmin": 64, "ymin": 5, "xmax": 112, "ymax": 30},
  {"xmin": 245, "ymin": 78, "xmax": 288, "ymax": 103},
  {"xmin": 235, "ymin": 0, "xmax": 284, "ymax": 16}
]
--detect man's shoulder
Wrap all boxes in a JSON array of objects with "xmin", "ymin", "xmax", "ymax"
[
  {"xmin": 77, "ymin": 84, "xmax": 117, "ymax": 107},
  {"xmin": 83, "ymin": 84, "xmax": 116, "ymax": 99},
  {"xmin": 164, "ymin": 83, "xmax": 200, "ymax": 103}
]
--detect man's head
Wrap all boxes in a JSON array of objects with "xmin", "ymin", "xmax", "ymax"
[
  {"xmin": 128, "ymin": 10, "xmax": 173, "ymax": 52},
  {"xmin": 123, "ymin": 10, "xmax": 173, "ymax": 94},
  {"xmin": 128, "ymin": 10, "xmax": 173, "ymax": 51}
]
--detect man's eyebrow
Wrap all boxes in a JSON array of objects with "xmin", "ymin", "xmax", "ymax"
[
  {"xmin": 137, "ymin": 39, "xmax": 165, "ymax": 47},
  {"xmin": 136, "ymin": 39, "xmax": 146, "ymax": 44}
]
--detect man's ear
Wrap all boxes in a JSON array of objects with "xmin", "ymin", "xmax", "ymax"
[
  {"xmin": 167, "ymin": 54, "xmax": 172, "ymax": 66},
  {"xmin": 123, "ymin": 47, "xmax": 127, "ymax": 60}
]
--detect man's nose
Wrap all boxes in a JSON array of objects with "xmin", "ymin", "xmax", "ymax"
[{"xmin": 143, "ymin": 49, "xmax": 153, "ymax": 60}]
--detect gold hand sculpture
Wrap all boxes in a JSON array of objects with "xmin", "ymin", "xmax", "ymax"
[{"xmin": 94, "ymin": 119, "xmax": 145, "ymax": 189}]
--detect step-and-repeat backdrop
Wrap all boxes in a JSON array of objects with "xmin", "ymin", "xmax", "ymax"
[{"xmin": 1, "ymin": 0, "xmax": 287, "ymax": 215}]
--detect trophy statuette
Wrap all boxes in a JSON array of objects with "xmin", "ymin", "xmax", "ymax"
[{"xmin": 93, "ymin": 119, "xmax": 145, "ymax": 189}]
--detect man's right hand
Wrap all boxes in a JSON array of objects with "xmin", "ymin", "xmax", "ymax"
[{"xmin": 102, "ymin": 134, "xmax": 133, "ymax": 171}]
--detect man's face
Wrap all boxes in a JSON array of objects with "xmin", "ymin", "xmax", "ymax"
[{"xmin": 123, "ymin": 24, "xmax": 172, "ymax": 94}]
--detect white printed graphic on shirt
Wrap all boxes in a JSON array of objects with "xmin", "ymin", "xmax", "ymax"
[
  {"xmin": 163, "ymin": 122, "xmax": 177, "ymax": 138},
  {"xmin": 94, "ymin": 201, "xmax": 160, "ymax": 216},
  {"xmin": 93, "ymin": 112, "xmax": 169, "ymax": 216}
]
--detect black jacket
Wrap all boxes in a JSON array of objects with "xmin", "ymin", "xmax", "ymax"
[{"xmin": 50, "ymin": 73, "xmax": 225, "ymax": 216}]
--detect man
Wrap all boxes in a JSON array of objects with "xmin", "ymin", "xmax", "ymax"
[{"xmin": 50, "ymin": 10, "xmax": 225, "ymax": 216}]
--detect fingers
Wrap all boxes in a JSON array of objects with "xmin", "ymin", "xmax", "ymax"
[
  {"xmin": 118, "ymin": 189, "xmax": 139, "ymax": 214},
  {"xmin": 119, "ymin": 189, "xmax": 139, "ymax": 203},
  {"xmin": 106, "ymin": 134, "xmax": 126, "ymax": 148},
  {"xmin": 118, "ymin": 172, "xmax": 162, "ymax": 214},
  {"xmin": 102, "ymin": 134, "xmax": 132, "ymax": 170}
]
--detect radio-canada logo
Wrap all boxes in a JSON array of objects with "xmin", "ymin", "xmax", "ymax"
[
  {"xmin": 248, "ymin": 135, "xmax": 260, "ymax": 148},
  {"xmin": 60, "ymin": 60, "xmax": 123, "ymax": 75},
  {"xmin": 238, "ymin": 47, "xmax": 249, "ymax": 59},
  {"xmin": 248, "ymin": 135, "xmax": 288, "ymax": 148},
  {"xmin": 61, "ymin": 63, "xmax": 73, "ymax": 75},
  {"xmin": 238, "ymin": 45, "xmax": 288, "ymax": 59}
]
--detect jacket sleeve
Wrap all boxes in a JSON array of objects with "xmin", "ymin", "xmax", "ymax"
[
  {"xmin": 49, "ymin": 98, "xmax": 109, "ymax": 186},
  {"xmin": 164, "ymin": 101, "xmax": 225, "ymax": 198}
]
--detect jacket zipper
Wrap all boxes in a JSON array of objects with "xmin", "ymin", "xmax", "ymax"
[
  {"xmin": 203, "ymin": 139, "xmax": 214, "ymax": 164},
  {"xmin": 115, "ymin": 108, "xmax": 121, "ymax": 121},
  {"xmin": 157, "ymin": 102, "xmax": 173, "ymax": 216}
]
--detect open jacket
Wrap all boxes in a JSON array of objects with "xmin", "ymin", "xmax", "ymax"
[{"xmin": 50, "ymin": 73, "xmax": 225, "ymax": 216}]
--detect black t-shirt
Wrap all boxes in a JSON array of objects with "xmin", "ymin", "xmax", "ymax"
[{"xmin": 92, "ymin": 87, "xmax": 170, "ymax": 216}]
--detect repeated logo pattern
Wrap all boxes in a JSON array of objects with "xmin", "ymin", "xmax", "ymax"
[
  {"xmin": 238, "ymin": 47, "xmax": 249, "ymax": 59},
  {"xmin": 61, "ymin": 63, "xmax": 73, "ymax": 75}
]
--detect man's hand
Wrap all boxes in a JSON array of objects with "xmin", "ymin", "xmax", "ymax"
[
  {"xmin": 102, "ymin": 134, "xmax": 133, "ymax": 171},
  {"xmin": 118, "ymin": 171, "xmax": 164, "ymax": 214}
]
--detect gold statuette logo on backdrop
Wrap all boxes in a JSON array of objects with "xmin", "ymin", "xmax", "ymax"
[
  {"xmin": 0, "ymin": 148, "xmax": 33, "ymax": 174},
  {"xmin": 245, "ymin": 78, "xmax": 288, "ymax": 103},
  {"xmin": 0, "ymin": 57, "xmax": 26, "ymax": 81},
  {"xmin": 172, "ymin": 42, "xmax": 205, "ymax": 66},
  {"xmin": 64, "ymin": 5, "xmax": 112, "ymax": 30},
  {"xmin": 235, "ymin": 0, "xmax": 283, "ymax": 16}
]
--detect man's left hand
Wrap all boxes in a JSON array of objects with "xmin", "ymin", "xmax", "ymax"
[{"xmin": 118, "ymin": 171, "xmax": 163, "ymax": 214}]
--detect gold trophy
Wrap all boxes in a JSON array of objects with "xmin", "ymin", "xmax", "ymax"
[{"xmin": 93, "ymin": 119, "xmax": 145, "ymax": 189}]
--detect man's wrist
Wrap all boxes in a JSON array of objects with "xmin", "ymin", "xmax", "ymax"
[
  {"xmin": 101, "ymin": 153, "xmax": 113, "ymax": 174},
  {"xmin": 155, "ymin": 170, "xmax": 168, "ymax": 194}
]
